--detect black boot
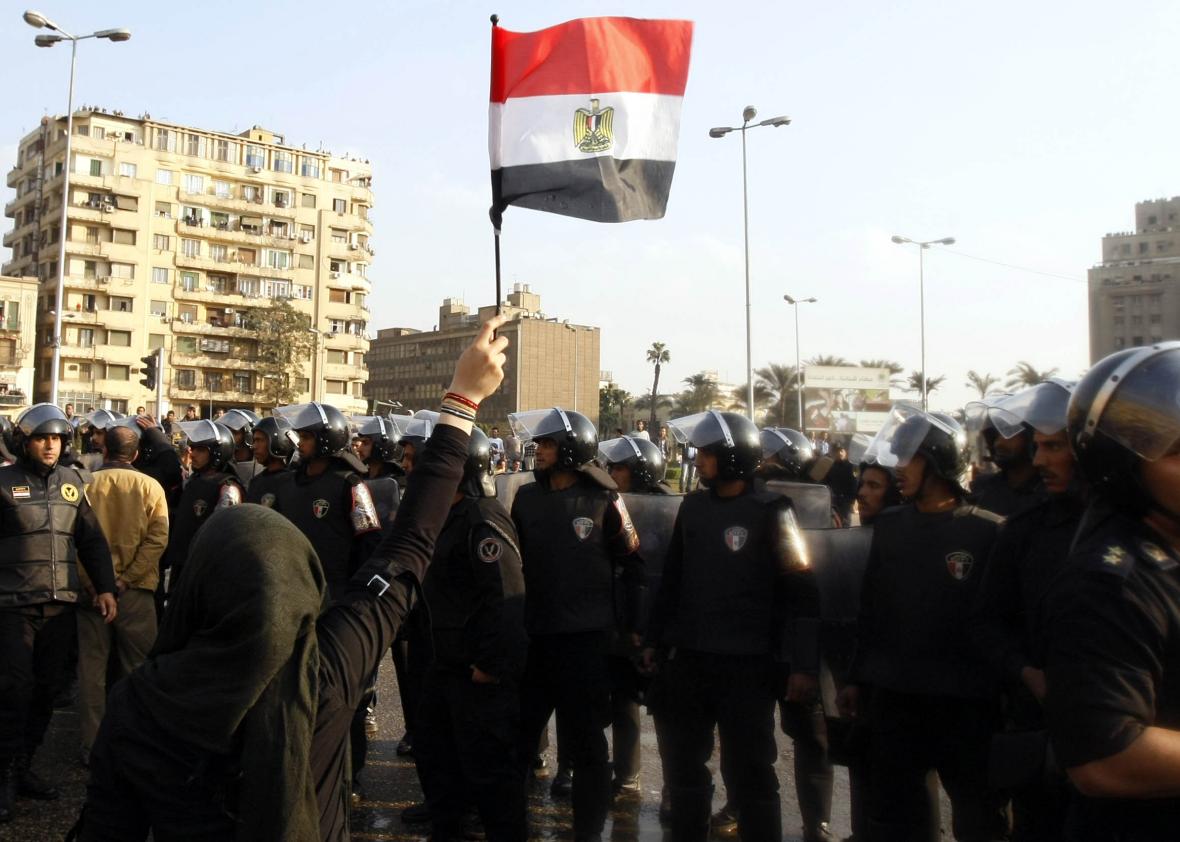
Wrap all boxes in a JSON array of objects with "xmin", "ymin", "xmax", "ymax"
[
  {"xmin": 670, "ymin": 785, "xmax": 713, "ymax": 842},
  {"xmin": 0, "ymin": 759, "xmax": 15, "ymax": 823},
  {"xmin": 15, "ymin": 755, "xmax": 59, "ymax": 801},
  {"xmin": 736, "ymin": 798, "xmax": 782, "ymax": 842}
]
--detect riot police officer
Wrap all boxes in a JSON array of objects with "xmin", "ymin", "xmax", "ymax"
[
  {"xmin": 598, "ymin": 434, "xmax": 674, "ymax": 495},
  {"xmin": 163, "ymin": 420, "xmax": 243, "ymax": 594},
  {"xmin": 245, "ymin": 415, "xmax": 296, "ymax": 507},
  {"xmin": 353, "ymin": 415, "xmax": 404, "ymax": 525},
  {"xmin": 414, "ymin": 418, "xmax": 528, "ymax": 842},
  {"xmin": 644, "ymin": 410, "xmax": 820, "ymax": 842},
  {"xmin": 855, "ymin": 461, "xmax": 902, "ymax": 526},
  {"xmin": 1044, "ymin": 343, "xmax": 1180, "ymax": 839},
  {"xmin": 217, "ymin": 408, "xmax": 262, "ymax": 489},
  {"xmin": 510, "ymin": 407, "xmax": 645, "ymax": 842},
  {"xmin": 838, "ymin": 404, "xmax": 1007, "ymax": 842},
  {"xmin": 0, "ymin": 404, "xmax": 117, "ymax": 823},
  {"xmin": 969, "ymin": 397, "xmax": 1043, "ymax": 516},
  {"xmin": 78, "ymin": 409, "xmax": 126, "ymax": 473}
]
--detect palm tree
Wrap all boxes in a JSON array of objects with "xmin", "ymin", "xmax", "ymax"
[
  {"xmin": 907, "ymin": 370, "xmax": 946, "ymax": 396},
  {"xmin": 860, "ymin": 358, "xmax": 907, "ymax": 389},
  {"xmin": 964, "ymin": 370, "xmax": 1000, "ymax": 399},
  {"xmin": 598, "ymin": 384, "xmax": 631, "ymax": 436},
  {"xmin": 672, "ymin": 372, "xmax": 721, "ymax": 415},
  {"xmin": 727, "ymin": 382, "xmax": 774, "ymax": 415},
  {"xmin": 806, "ymin": 354, "xmax": 853, "ymax": 367},
  {"xmin": 645, "ymin": 342, "xmax": 670, "ymax": 435},
  {"xmin": 1005, "ymin": 361, "xmax": 1059, "ymax": 390},
  {"xmin": 755, "ymin": 363, "xmax": 801, "ymax": 427}
]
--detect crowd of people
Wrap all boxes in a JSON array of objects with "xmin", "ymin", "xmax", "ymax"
[{"xmin": 0, "ymin": 328, "xmax": 1178, "ymax": 842}]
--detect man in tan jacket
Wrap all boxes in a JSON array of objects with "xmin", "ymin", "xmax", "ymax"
[{"xmin": 77, "ymin": 425, "xmax": 169, "ymax": 763}]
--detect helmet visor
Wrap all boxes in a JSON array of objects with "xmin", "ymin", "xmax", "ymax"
[
  {"xmin": 508, "ymin": 408, "xmax": 571, "ymax": 443},
  {"xmin": 218, "ymin": 409, "xmax": 260, "ymax": 432},
  {"xmin": 861, "ymin": 402, "xmax": 960, "ymax": 468},
  {"xmin": 598, "ymin": 436, "xmax": 644, "ymax": 465},
  {"xmin": 964, "ymin": 395, "xmax": 1009, "ymax": 437},
  {"xmin": 847, "ymin": 432, "xmax": 873, "ymax": 465},
  {"xmin": 273, "ymin": 402, "xmax": 331, "ymax": 432},
  {"xmin": 759, "ymin": 427, "xmax": 809, "ymax": 460},
  {"xmin": 991, "ymin": 381, "xmax": 1075, "ymax": 438},
  {"xmin": 85, "ymin": 408, "xmax": 127, "ymax": 430},
  {"xmin": 667, "ymin": 411, "xmax": 733, "ymax": 448},
  {"xmin": 353, "ymin": 415, "xmax": 393, "ymax": 439},
  {"xmin": 177, "ymin": 419, "xmax": 222, "ymax": 445},
  {"xmin": 1093, "ymin": 347, "xmax": 1180, "ymax": 461}
]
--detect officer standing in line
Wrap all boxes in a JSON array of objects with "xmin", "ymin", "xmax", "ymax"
[
  {"xmin": 0, "ymin": 404, "xmax": 117, "ymax": 823},
  {"xmin": 217, "ymin": 408, "xmax": 262, "ymax": 489},
  {"xmin": 1044, "ymin": 343, "xmax": 1180, "ymax": 840},
  {"xmin": 510, "ymin": 407, "xmax": 645, "ymax": 842},
  {"xmin": 969, "ymin": 398, "xmax": 1042, "ymax": 516},
  {"xmin": 413, "ymin": 416, "xmax": 528, "ymax": 842},
  {"xmin": 854, "ymin": 461, "xmax": 902, "ymax": 526},
  {"xmin": 272, "ymin": 400, "xmax": 383, "ymax": 802},
  {"xmin": 77, "ymin": 410, "xmax": 126, "ymax": 473},
  {"xmin": 642, "ymin": 411, "xmax": 819, "ymax": 842},
  {"xmin": 245, "ymin": 415, "xmax": 297, "ymax": 507},
  {"xmin": 353, "ymin": 415, "xmax": 404, "ymax": 525},
  {"xmin": 163, "ymin": 420, "xmax": 243, "ymax": 594},
  {"xmin": 838, "ymin": 404, "xmax": 1008, "ymax": 842},
  {"xmin": 129, "ymin": 416, "xmax": 184, "ymax": 510}
]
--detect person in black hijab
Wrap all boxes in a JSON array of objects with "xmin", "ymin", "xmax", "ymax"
[{"xmin": 75, "ymin": 316, "xmax": 509, "ymax": 842}]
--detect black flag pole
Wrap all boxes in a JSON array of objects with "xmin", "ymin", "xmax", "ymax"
[{"xmin": 491, "ymin": 13, "xmax": 502, "ymax": 317}]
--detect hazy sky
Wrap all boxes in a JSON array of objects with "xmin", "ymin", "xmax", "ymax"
[{"xmin": 3, "ymin": 0, "xmax": 1178, "ymax": 411}]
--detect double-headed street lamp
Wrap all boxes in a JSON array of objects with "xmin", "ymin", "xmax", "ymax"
[
  {"xmin": 783, "ymin": 294, "xmax": 817, "ymax": 430},
  {"xmin": 890, "ymin": 234, "xmax": 955, "ymax": 411},
  {"xmin": 23, "ymin": 9, "xmax": 131, "ymax": 407},
  {"xmin": 710, "ymin": 106, "xmax": 791, "ymax": 420}
]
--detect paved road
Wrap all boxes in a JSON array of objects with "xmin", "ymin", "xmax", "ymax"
[{"xmin": 8, "ymin": 654, "xmax": 892, "ymax": 841}]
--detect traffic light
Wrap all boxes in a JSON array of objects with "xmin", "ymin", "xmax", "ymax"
[{"xmin": 140, "ymin": 348, "xmax": 160, "ymax": 390}]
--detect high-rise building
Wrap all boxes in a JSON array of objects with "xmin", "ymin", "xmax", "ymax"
[
  {"xmin": 366, "ymin": 284, "xmax": 601, "ymax": 427},
  {"xmin": 0, "ymin": 274, "xmax": 41, "ymax": 414},
  {"xmin": 2, "ymin": 110, "xmax": 373, "ymax": 415},
  {"xmin": 1088, "ymin": 196, "xmax": 1180, "ymax": 362}
]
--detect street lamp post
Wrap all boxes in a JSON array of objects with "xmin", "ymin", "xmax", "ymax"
[
  {"xmin": 564, "ymin": 322, "xmax": 579, "ymax": 412},
  {"xmin": 783, "ymin": 294, "xmax": 817, "ymax": 430},
  {"xmin": 709, "ymin": 107, "xmax": 791, "ymax": 420},
  {"xmin": 890, "ymin": 234, "xmax": 955, "ymax": 411},
  {"xmin": 23, "ymin": 10, "xmax": 131, "ymax": 407}
]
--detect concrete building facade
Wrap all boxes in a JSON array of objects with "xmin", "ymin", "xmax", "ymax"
[
  {"xmin": 0, "ymin": 274, "xmax": 41, "ymax": 415},
  {"xmin": 3, "ymin": 110, "xmax": 373, "ymax": 415},
  {"xmin": 1088, "ymin": 196, "xmax": 1180, "ymax": 362},
  {"xmin": 366, "ymin": 284, "xmax": 601, "ymax": 427}
]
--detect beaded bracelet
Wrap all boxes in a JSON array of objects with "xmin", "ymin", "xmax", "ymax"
[{"xmin": 439, "ymin": 405, "xmax": 476, "ymax": 422}]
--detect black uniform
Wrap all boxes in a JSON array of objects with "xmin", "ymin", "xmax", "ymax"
[
  {"xmin": 971, "ymin": 493, "xmax": 1083, "ymax": 842},
  {"xmin": 133, "ymin": 426, "xmax": 184, "ymax": 510},
  {"xmin": 233, "ymin": 459, "xmax": 262, "ymax": 490},
  {"xmin": 971, "ymin": 471, "xmax": 1042, "ymax": 517},
  {"xmin": 1044, "ymin": 510, "xmax": 1180, "ymax": 841},
  {"xmin": 163, "ymin": 469, "xmax": 243, "ymax": 591},
  {"xmin": 365, "ymin": 473, "xmax": 402, "ymax": 530},
  {"xmin": 244, "ymin": 465, "xmax": 293, "ymax": 508},
  {"xmin": 79, "ymin": 424, "xmax": 471, "ymax": 842},
  {"xmin": 0, "ymin": 459, "xmax": 115, "ymax": 767},
  {"xmin": 825, "ymin": 459, "xmax": 858, "ymax": 526},
  {"xmin": 415, "ymin": 496, "xmax": 527, "ymax": 842},
  {"xmin": 850, "ymin": 503, "xmax": 1007, "ymax": 842},
  {"xmin": 646, "ymin": 487, "xmax": 819, "ymax": 842},
  {"xmin": 512, "ymin": 471, "xmax": 644, "ymax": 840}
]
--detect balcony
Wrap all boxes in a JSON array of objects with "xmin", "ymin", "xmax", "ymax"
[
  {"xmin": 324, "ymin": 332, "xmax": 368, "ymax": 352},
  {"xmin": 199, "ymin": 191, "xmax": 268, "ymax": 215},
  {"xmin": 170, "ymin": 386, "xmax": 258, "ymax": 405},
  {"xmin": 171, "ymin": 319, "xmax": 253, "ymax": 339},
  {"xmin": 350, "ymin": 183, "xmax": 373, "ymax": 204},
  {"xmin": 68, "ymin": 172, "xmax": 144, "ymax": 197},
  {"xmin": 176, "ymin": 252, "xmax": 291, "ymax": 279},
  {"xmin": 65, "ymin": 240, "xmax": 105, "ymax": 258},
  {"xmin": 4, "ymin": 192, "xmax": 37, "ymax": 218},
  {"xmin": 324, "ymin": 299, "xmax": 368, "ymax": 320},
  {"xmin": 267, "ymin": 199, "xmax": 297, "ymax": 219},
  {"xmin": 334, "ymin": 213, "xmax": 373, "ymax": 234},
  {"xmin": 173, "ymin": 285, "xmax": 258, "ymax": 307},
  {"xmin": 170, "ymin": 352, "xmax": 258, "ymax": 372},
  {"xmin": 181, "ymin": 218, "xmax": 297, "ymax": 250}
]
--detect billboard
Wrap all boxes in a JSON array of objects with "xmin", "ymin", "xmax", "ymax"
[{"xmin": 803, "ymin": 366, "xmax": 892, "ymax": 434}]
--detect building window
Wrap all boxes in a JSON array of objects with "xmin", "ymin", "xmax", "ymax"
[
  {"xmin": 154, "ymin": 129, "xmax": 175, "ymax": 152},
  {"xmin": 175, "ymin": 336, "xmax": 197, "ymax": 355},
  {"xmin": 301, "ymin": 193, "xmax": 316, "ymax": 209},
  {"xmin": 110, "ymin": 263, "xmax": 134, "ymax": 279},
  {"xmin": 264, "ymin": 250, "xmax": 290, "ymax": 270},
  {"xmin": 77, "ymin": 328, "xmax": 94, "ymax": 348},
  {"xmin": 212, "ymin": 179, "xmax": 232, "ymax": 199},
  {"xmin": 183, "ymin": 174, "xmax": 205, "ymax": 195},
  {"xmin": 76, "ymin": 362, "xmax": 92, "ymax": 380},
  {"xmin": 272, "ymin": 189, "xmax": 291, "ymax": 209},
  {"xmin": 111, "ymin": 228, "xmax": 136, "ymax": 246},
  {"xmin": 205, "ymin": 372, "xmax": 224, "ymax": 392},
  {"xmin": 295, "ymin": 284, "xmax": 313, "ymax": 300},
  {"xmin": 176, "ymin": 369, "xmax": 196, "ymax": 388},
  {"xmin": 273, "ymin": 151, "xmax": 294, "ymax": 174},
  {"xmin": 156, "ymin": 169, "xmax": 174, "ymax": 186},
  {"xmin": 148, "ymin": 333, "xmax": 165, "ymax": 350},
  {"xmin": 106, "ymin": 330, "xmax": 131, "ymax": 347},
  {"xmin": 300, "ymin": 159, "xmax": 320, "ymax": 179},
  {"xmin": 119, "ymin": 162, "xmax": 137, "ymax": 178},
  {"xmin": 242, "ymin": 184, "xmax": 260, "ymax": 203},
  {"xmin": 185, "ymin": 133, "xmax": 205, "ymax": 157},
  {"xmin": 155, "ymin": 201, "xmax": 173, "ymax": 218},
  {"xmin": 214, "ymin": 139, "xmax": 235, "ymax": 163},
  {"xmin": 298, "ymin": 253, "xmax": 315, "ymax": 270},
  {"xmin": 85, "ymin": 226, "xmax": 100, "ymax": 244},
  {"xmin": 152, "ymin": 267, "xmax": 170, "ymax": 285},
  {"xmin": 180, "ymin": 272, "xmax": 199, "ymax": 292},
  {"xmin": 326, "ymin": 379, "xmax": 346, "ymax": 395},
  {"xmin": 152, "ymin": 235, "xmax": 170, "ymax": 252},
  {"xmin": 210, "ymin": 244, "xmax": 228, "ymax": 263},
  {"xmin": 149, "ymin": 300, "xmax": 168, "ymax": 317},
  {"xmin": 234, "ymin": 373, "xmax": 252, "ymax": 394},
  {"xmin": 333, "ymin": 198, "xmax": 347, "ymax": 214},
  {"xmin": 181, "ymin": 239, "xmax": 200, "ymax": 258},
  {"xmin": 89, "ymin": 159, "xmax": 103, "ymax": 177},
  {"xmin": 245, "ymin": 145, "xmax": 265, "ymax": 169},
  {"xmin": 331, "ymin": 229, "xmax": 347, "ymax": 244}
]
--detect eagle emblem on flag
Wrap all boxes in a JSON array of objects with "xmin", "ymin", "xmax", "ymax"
[
  {"xmin": 572, "ymin": 517, "xmax": 595, "ymax": 541},
  {"xmin": 946, "ymin": 551, "xmax": 975, "ymax": 581},
  {"xmin": 574, "ymin": 98, "xmax": 615, "ymax": 154}
]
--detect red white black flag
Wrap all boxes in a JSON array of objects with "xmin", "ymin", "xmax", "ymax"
[{"xmin": 489, "ymin": 16, "xmax": 694, "ymax": 226}]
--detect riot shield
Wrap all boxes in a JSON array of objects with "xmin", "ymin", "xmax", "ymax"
[
  {"xmin": 802, "ymin": 526, "xmax": 873, "ymax": 687},
  {"xmin": 619, "ymin": 492, "xmax": 685, "ymax": 583},
  {"xmin": 494, "ymin": 471, "xmax": 536, "ymax": 511},
  {"xmin": 763, "ymin": 480, "xmax": 834, "ymax": 529}
]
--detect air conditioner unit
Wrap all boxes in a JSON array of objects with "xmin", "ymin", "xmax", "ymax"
[
  {"xmin": 300, "ymin": 234, "xmax": 312, "ymax": 243},
  {"xmin": 96, "ymin": 276, "xmax": 110, "ymax": 284},
  {"xmin": 224, "ymin": 308, "xmax": 234, "ymax": 314},
  {"xmin": 349, "ymin": 243, "xmax": 359, "ymax": 251},
  {"xmin": 329, "ymin": 271, "xmax": 340, "ymax": 279},
  {"xmin": 100, "ymin": 203, "xmax": 114, "ymax": 212},
  {"xmin": 251, "ymin": 166, "xmax": 262, "ymax": 174}
]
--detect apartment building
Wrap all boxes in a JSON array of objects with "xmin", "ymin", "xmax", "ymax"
[
  {"xmin": 366, "ymin": 285, "xmax": 601, "ymax": 427},
  {"xmin": 0, "ymin": 274, "xmax": 40, "ymax": 415},
  {"xmin": 2, "ymin": 110, "xmax": 372, "ymax": 415}
]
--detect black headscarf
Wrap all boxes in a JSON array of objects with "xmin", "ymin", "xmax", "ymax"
[{"xmin": 130, "ymin": 504, "xmax": 326, "ymax": 841}]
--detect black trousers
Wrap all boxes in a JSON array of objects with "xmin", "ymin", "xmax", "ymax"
[
  {"xmin": 656, "ymin": 650, "xmax": 781, "ymax": 842},
  {"xmin": 868, "ymin": 688, "xmax": 1007, "ymax": 842},
  {"xmin": 608, "ymin": 654, "xmax": 641, "ymax": 782},
  {"xmin": 519, "ymin": 631, "xmax": 613, "ymax": 840},
  {"xmin": 391, "ymin": 606, "xmax": 429, "ymax": 737},
  {"xmin": 0, "ymin": 604, "xmax": 76, "ymax": 761},
  {"xmin": 415, "ymin": 667, "xmax": 526, "ymax": 842},
  {"xmin": 780, "ymin": 697, "xmax": 834, "ymax": 831}
]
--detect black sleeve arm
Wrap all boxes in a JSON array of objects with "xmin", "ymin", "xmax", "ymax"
[
  {"xmin": 76, "ymin": 496, "xmax": 117, "ymax": 596},
  {"xmin": 605, "ymin": 493, "xmax": 646, "ymax": 633},
  {"xmin": 466, "ymin": 524, "xmax": 523, "ymax": 678},
  {"xmin": 848, "ymin": 527, "xmax": 882, "ymax": 683},
  {"xmin": 969, "ymin": 522, "xmax": 1031, "ymax": 683},
  {"xmin": 315, "ymin": 423, "xmax": 469, "ymax": 712}
]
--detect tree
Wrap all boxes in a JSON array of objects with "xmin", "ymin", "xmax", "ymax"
[
  {"xmin": 755, "ymin": 363, "xmax": 801, "ymax": 427},
  {"xmin": 672, "ymin": 372, "xmax": 721, "ymax": 415},
  {"xmin": 645, "ymin": 342, "xmax": 670, "ymax": 436},
  {"xmin": 860, "ymin": 358, "xmax": 907, "ymax": 388},
  {"xmin": 727, "ymin": 382, "xmax": 773, "ymax": 415},
  {"xmin": 244, "ymin": 299, "xmax": 317, "ymax": 407},
  {"xmin": 1005, "ymin": 361, "xmax": 1059, "ymax": 390},
  {"xmin": 907, "ymin": 370, "xmax": 946, "ymax": 397},
  {"xmin": 964, "ymin": 370, "xmax": 1000, "ymax": 399},
  {"xmin": 598, "ymin": 383, "xmax": 631, "ymax": 436},
  {"xmin": 806, "ymin": 354, "xmax": 853, "ymax": 367}
]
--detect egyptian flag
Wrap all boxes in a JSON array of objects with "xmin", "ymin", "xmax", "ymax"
[{"xmin": 489, "ymin": 17, "xmax": 693, "ymax": 226}]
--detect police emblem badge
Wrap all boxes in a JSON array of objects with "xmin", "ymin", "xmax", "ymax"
[
  {"xmin": 724, "ymin": 526, "xmax": 749, "ymax": 552},
  {"xmin": 477, "ymin": 537, "xmax": 503, "ymax": 563},
  {"xmin": 573, "ymin": 98, "xmax": 615, "ymax": 154},
  {"xmin": 260, "ymin": 493, "xmax": 277, "ymax": 508},
  {"xmin": 313, "ymin": 498, "xmax": 330, "ymax": 519},
  {"xmin": 946, "ymin": 551, "xmax": 974, "ymax": 581},
  {"xmin": 61, "ymin": 483, "xmax": 80, "ymax": 503},
  {"xmin": 193, "ymin": 499, "xmax": 208, "ymax": 517},
  {"xmin": 572, "ymin": 517, "xmax": 595, "ymax": 541}
]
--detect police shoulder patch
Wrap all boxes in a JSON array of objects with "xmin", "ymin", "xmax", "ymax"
[
  {"xmin": 60, "ymin": 483, "xmax": 80, "ymax": 503},
  {"xmin": 218, "ymin": 482, "xmax": 242, "ymax": 508},
  {"xmin": 477, "ymin": 536, "xmax": 503, "ymax": 563},
  {"xmin": 946, "ymin": 551, "xmax": 975, "ymax": 581},
  {"xmin": 260, "ymin": 492, "xmax": 277, "ymax": 508}
]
